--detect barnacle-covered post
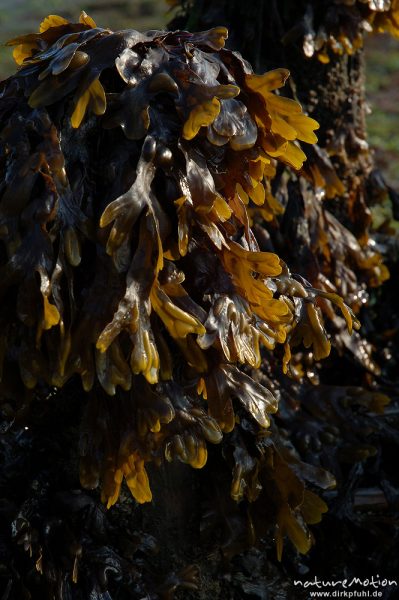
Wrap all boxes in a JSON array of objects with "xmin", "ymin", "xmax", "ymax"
[{"xmin": 0, "ymin": 6, "xmax": 397, "ymax": 600}]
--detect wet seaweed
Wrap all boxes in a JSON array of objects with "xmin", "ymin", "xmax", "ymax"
[{"xmin": 1, "ymin": 9, "xmax": 398, "ymax": 599}]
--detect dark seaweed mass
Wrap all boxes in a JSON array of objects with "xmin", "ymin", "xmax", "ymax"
[{"xmin": 0, "ymin": 11, "xmax": 398, "ymax": 600}]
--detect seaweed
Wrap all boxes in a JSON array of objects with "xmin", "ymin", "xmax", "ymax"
[{"xmin": 1, "ymin": 9, "xmax": 398, "ymax": 599}]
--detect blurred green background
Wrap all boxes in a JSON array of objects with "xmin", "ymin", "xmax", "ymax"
[
  {"xmin": 0, "ymin": 0, "xmax": 168, "ymax": 77},
  {"xmin": 365, "ymin": 34, "xmax": 399, "ymax": 187},
  {"xmin": 1, "ymin": 2, "xmax": 398, "ymax": 187}
]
